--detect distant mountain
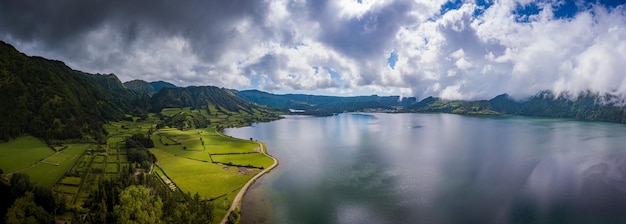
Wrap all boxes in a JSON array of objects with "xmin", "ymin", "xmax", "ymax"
[
  {"xmin": 151, "ymin": 86, "xmax": 267, "ymax": 114},
  {"xmin": 0, "ymin": 41, "xmax": 131, "ymax": 142},
  {"xmin": 407, "ymin": 90, "xmax": 626, "ymax": 123},
  {"xmin": 124, "ymin": 80, "xmax": 176, "ymax": 95},
  {"xmin": 238, "ymin": 89, "xmax": 416, "ymax": 115}
]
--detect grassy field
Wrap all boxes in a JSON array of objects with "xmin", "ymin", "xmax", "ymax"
[
  {"xmin": 106, "ymin": 163, "xmax": 119, "ymax": 173},
  {"xmin": 151, "ymin": 148, "xmax": 260, "ymax": 221},
  {"xmin": 23, "ymin": 144, "xmax": 91, "ymax": 188},
  {"xmin": 211, "ymin": 153, "xmax": 274, "ymax": 168},
  {"xmin": 60, "ymin": 177, "xmax": 81, "ymax": 186},
  {"xmin": 103, "ymin": 121, "xmax": 155, "ymax": 144},
  {"xmin": 0, "ymin": 105, "xmax": 279, "ymax": 223},
  {"xmin": 0, "ymin": 136, "xmax": 54, "ymax": 173},
  {"xmin": 94, "ymin": 156, "xmax": 105, "ymax": 163}
]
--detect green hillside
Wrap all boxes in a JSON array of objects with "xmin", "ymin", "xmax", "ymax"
[{"xmin": 0, "ymin": 41, "xmax": 128, "ymax": 142}]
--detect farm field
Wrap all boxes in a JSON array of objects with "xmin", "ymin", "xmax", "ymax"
[
  {"xmin": 211, "ymin": 153, "xmax": 274, "ymax": 168},
  {"xmin": 150, "ymin": 148, "xmax": 261, "ymax": 221},
  {"xmin": 0, "ymin": 105, "xmax": 280, "ymax": 223},
  {"xmin": 23, "ymin": 144, "xmax": 92, "ymax": 188},
  {"xmin": 103, "ymin": 120, "xmax": 155, "ymax": 144},
  {"xmin": 0, "ymin": 136, "xmax": 54, "ymax": 173}
]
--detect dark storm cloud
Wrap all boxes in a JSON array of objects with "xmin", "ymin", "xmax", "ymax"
[
  {"xmin": 0, "ymin": 0, "xmax": 269, "ymax": 63},
  {"xmin": 307, "ymin": 0, "xmax": 418, "ymax": 60}
]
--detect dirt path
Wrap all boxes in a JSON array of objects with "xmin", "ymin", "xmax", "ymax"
[{"xmin": 219, "ymin": 132, "xmax": 279, "ymax": 224}]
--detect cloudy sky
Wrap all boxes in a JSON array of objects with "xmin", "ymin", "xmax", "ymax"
[{"xmin": 1, "ymin": 0, "xmax": 625, "ymax": 100}]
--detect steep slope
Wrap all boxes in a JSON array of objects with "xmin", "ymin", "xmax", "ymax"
[
  {"xmin": 124, "ymin": 79, "xmax": 155, "ymax": 95},
  {"xmin": 0, "ymin": 41, "xmax": 129, "ymax": 142}
]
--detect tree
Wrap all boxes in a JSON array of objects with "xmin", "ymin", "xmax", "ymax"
[
  {"xmin": 114, "ymin": 185, "xmax": 163, "ymax": 224},
  {"xmin": 9, "ymin": 173, "xmax": 32, "ymax": 198},
  {"xmin": 5, "ymin": 192, "xmax": 52, "ymax": 224}
]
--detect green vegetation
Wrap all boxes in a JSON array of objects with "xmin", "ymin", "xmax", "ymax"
[
  {"xmin": 22, "ymin": 144, "xmax": 90, "ymax": 188},
  {"xmin": 5, "ymin": 192, "xmax": 53, "ymax": 224},
  {"xmin": 0, "ymin": 41, "xmax": 279, "ymax": 223},
  {"xmin": 406, "ymin": 91, "xmax": 626, "ymax": 123},
  {"xmin": 238, "ymin": 89, "xmax": 417, "ymax": 115},
  {"xmin": 114, "ymin": 185, "xmax": 163, "ymax": 224},
  {"xmin": 0, "ymin": 136, "xmax": 53, "ymax": 173},
  {"xmin": 124, "ymin": 79, "xmax": 176, "ymax": 96},
  {"xmin": 59, "ymin": 177, "xmax": 81, "ymax": 186},
  {"xmin": 211, "ymin": 153, "xmax": 274, "ymax": 168},
  {"xmin": 0, "ymin": 42, "xmax": 143, "ymax": 142}
]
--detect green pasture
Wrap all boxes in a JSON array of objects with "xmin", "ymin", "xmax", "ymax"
[
  {"xmin": 22, "ymin": 144, "xmax": 90, "ymax": 188},
  {"xmin": 211, "ymin": 153, "xmax": 273, "ymax": 168},
  {"xmin": 55, "ymin": 185, "xmax": 80, "ymax": 194},
  {"xmin": 160, "ymin": 107, "xmax": 192, "ymax": 117},
  {"xmin": 92, "ymin": 163, "xmax": 105, "ymax": 172},
  {"xmin": 71, "ymin": 155, "xmax": 92, "ymax": 173},
  {"xmin": 60, "ymin": 177, "xmax": 81, "ymax": 186},
  {"xmin": 107, "ymin": 156, "xmax": 118, "ymax": 162},
  {"xmin": 151, "ymin": 148, "xmax": 260, "ymax": 221},
  {"xmin": 152, "ymin": 135, "xmax": 201, "ymax": 160},
  {"xmin": 104, "ymin": 121, "xmax": 154, "ymax": 144},
  {"xmin": 150, "ymin": 149, "xmax": 258, "ymax": 199},
  {"xmin": 0, "ymin": 136, "xmax": 54, "ymax": 173},
  {"xmin": 106, "ymin": 163, "xmax": 119, "ymax": 173}
]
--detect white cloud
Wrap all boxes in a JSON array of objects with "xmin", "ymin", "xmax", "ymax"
[{"xmin": 1, "ymin": 0, "xmax": 625, "ymax": 99}]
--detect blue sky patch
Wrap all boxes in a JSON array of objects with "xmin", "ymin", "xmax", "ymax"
[
  {"xmin": 440, "ymin": 0, "xmax": 463, "ymax": 15},
  {"xmin": 387, "ymin": 50, "xmax": 398, "ymax": 70},
  {"xmin": 513, "ymin": 2, "xmax": 542, "ymax": 22}
]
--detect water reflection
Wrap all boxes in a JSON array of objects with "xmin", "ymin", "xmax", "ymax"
[{"xmin": 227, "ymin": 114, "xmax": 626, "ymax": 224}]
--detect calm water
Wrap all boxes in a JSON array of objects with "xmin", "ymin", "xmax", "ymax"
[{"xmin": 225, "ymin": 113, "xmax": 626, "ymax": 224}]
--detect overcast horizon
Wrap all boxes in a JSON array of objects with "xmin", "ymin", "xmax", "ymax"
[{"xmin": 1, "ymin": 0, "xmax": 625, "ymax": 100}]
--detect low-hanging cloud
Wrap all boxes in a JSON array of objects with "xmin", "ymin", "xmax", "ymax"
[{"xmin": 1, "ymin": 0, "xmax": 625, "ymax": 100}]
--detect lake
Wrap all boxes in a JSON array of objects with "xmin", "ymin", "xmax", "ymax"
[{"xmin": 225, "ymin": 113, "xmax": 626, "ymax": 224}]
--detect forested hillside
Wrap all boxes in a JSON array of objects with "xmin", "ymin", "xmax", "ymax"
[
  {"xmin": 407, "ymin": 91, "xmax": 626, "ymax": 123},
  {"xmin": 0, "ymin": 41, "xmax": 279, "ymax": 143},
  {"xmin": 151, "ymin": 86, "xmax": 260, "ymax": 113},
  {"xmin": 0, "ymin": 42, "xmax": 130, "ymax": 142},
  {"xmin": 124, "ymin": 79, "xmax": 177, "ymax": 95},
  {"xmin": 238, "ymin": 89, "xmax": 416, "ymax": 115}
]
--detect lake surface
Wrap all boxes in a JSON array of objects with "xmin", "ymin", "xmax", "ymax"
[{"xmin": 225, "ymin": 113, "xmax": 626, "ymax": 224}]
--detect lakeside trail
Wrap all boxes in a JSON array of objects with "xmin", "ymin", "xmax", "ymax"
[{"xmin": 217, "ymin": 130, "xmax": 279, "ymax": 224}]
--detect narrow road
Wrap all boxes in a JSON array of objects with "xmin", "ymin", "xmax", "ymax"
[{"xmin": 219, "ymin": 133, "xmax": 279, "ymax": 224}]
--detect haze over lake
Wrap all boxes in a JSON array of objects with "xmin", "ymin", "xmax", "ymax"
[{"xmin": 226, "ymin": 113, "xmax": 626, "ymax": 224}]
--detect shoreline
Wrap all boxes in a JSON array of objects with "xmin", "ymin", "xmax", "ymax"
[{"xmin": 216, "ymin": 129, "xmax": 279, "ymax": 224}]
